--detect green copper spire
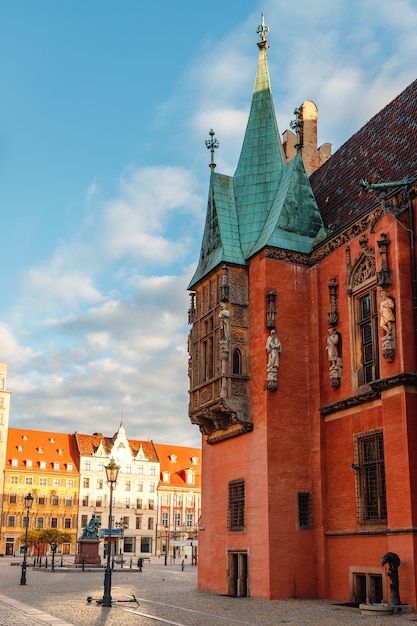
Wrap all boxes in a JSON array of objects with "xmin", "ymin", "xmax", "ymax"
[
  {"xmin": 234, "ymin": 14, "xmax": 286, "ymax": 258},
  {"xmin": 188, "ymin": 16, "xmax": 326, "ymax": 290}
]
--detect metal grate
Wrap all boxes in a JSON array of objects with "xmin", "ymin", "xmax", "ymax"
[
  {"xmin": 355, "ymin": 430, "xmax": 387, "ymax": 524},
  {"xmin": 297, "ymin": 491, "xmax": 313, "ymax": 529},
  {"xmin": 228, "ymin": 479, "xmax": 245, "ymax": 531}
]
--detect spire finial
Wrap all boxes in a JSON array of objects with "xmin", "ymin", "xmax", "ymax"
[
  {"xmin": 205, "ymin": 129, "xmax": 219, "ymax": 169},
  {"xmin": 256, "ymin": 13, "xmax": 269, "ymax": 49},
  {"xmin": 290, "ymin": 108, "xmax": 304, "ymax": 151}
]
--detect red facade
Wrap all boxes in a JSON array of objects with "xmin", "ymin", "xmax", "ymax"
[{"xmin": 188, "ymin": 18, "xmax": 417, "ymax": 607}]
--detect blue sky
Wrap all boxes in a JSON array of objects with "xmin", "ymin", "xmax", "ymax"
[{"xmin": 1, "ymin": 0, "xmax": 416, "ymax": 446}]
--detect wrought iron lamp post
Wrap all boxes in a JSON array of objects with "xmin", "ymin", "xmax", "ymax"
[
  {"xmin": 50, "ymin": 541, "xmax": 58, "ymax": 571},
  {"xmin": 20, "ymin": 492, "xmax": 34, "ymax": 585},
  {"xmin": 102, "ymin": 459, "xmax": 120, "ymax": 607}
]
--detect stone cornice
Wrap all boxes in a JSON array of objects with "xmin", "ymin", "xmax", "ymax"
[{"xmin": 320, "ymin": 372, "xmax": 417, "ymax": 416}]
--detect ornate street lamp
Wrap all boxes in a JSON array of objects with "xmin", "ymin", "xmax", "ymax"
[
  {"xmin": 102, "ymin": 459, "xmax": 120, "ymax": 607},
  {"xmin": 20, "ymin": 492, "xmax": 34, "ymax": 585},
  {"xmin": 50, "ymin": 541, "xmax": 58, "ymax": 571}
]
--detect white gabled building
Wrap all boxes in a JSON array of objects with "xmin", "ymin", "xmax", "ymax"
[{"xmin": 74, "ymin": 420, "xmax": 160, "ymax": 558}]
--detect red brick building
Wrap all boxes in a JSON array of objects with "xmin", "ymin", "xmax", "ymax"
[{"xmin": 187, "ymin": 16, "xmax": 417, "ymax": 606}]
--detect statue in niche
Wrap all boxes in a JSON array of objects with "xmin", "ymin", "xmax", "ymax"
[
  {"xmin": 326, "ymin": 328, "xmax": 342, "ymax": 387},
  {"xmin": 219, "ymin": 303, "xmax": 230, "ymax": 341},
  {"xmin": 379, "ymin": 291, "xmax": 396, "ymax": 362},
  {"xmin": 380, "ymin": 291, "xmax": 395, "ymax": 335},
  {"xmin": 81, "ymin": 513, "xmax": 101, "ymax": 540},
  {"xmin": 266, "ymin": 329, "xmax": 282, "ymax": 369}
]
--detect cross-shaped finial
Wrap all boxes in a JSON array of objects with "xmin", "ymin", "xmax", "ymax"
[
  {"xmin": 256, "ymin": 13, "xmax": 269, "ymax": 43},
  {"xmin": 205, "ymin": 129, "xmax": 219, "ymax": 169}
]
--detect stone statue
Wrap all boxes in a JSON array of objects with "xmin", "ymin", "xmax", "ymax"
[
  {"xmin": 326, "ymin": 328, "xmax": 342, "ymax": 387},
  {"xmin": 380, "ymin": 291, "xmax": 396, "ymax": 362},
  {"xmin": 81, "ymin": 513, "xmax": 101, "ymax": 540},
  {"xmin": 381, "ymin": 552, "xmax": 401, "ymax": 605},
  {"xmin": 266, "ymin": 329, "xmax": 282, "ymax": 369},
  {"xmin": 380, "ymin": 291, "xmax": 395, "ymax": 335},
  {"xmin": 326, "ymin": 328, "xmax": 339, "ymax": 366},
  {"xmin": 219, "ymin": 303, "xmax": 230, "ymax": 341}
]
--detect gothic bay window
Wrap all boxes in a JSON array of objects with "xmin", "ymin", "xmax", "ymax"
[
  {"xmin": 354, "ymin": 286, "xmax": 379, "ymax": 386},
  {"xmin": 228, "ymin": 478, "xmax": 245, "ymax": 532},
  {"xmin": 355, "ymin": 430, "xmax": 387, "ymax": 525}
]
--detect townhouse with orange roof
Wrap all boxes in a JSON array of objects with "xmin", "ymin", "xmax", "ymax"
[
  {"xmin": 155, "ymin": 443, "xmax": 201, "ymax": 561},
  {"xmin": 2, "ymin": 427, "xmax": 79, "ymax": 556}
]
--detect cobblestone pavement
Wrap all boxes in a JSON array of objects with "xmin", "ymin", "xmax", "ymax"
[{"xmin": 1, "ymin": 557, "xmax": 417, "ymax": 626}]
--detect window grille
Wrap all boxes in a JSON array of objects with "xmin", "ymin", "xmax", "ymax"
[
  {"xmin": 297, "ymin": 491, "xmax": 313, "ymax": 529},
  {"xmin": 228, "ymin": 479, "xmax": 245, "ymax": 531},
  {"xmin": 355, "ymin": 430, "xmax": 387, "ymax": 525},
  {"xmin": 354, "ymin": 288, "xmax": 379, "ymax": 385}
]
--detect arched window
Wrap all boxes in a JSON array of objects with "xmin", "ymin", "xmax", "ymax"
[{"xmin": 232, "ymin": 348, "xmax": 242, "ymax": 374}]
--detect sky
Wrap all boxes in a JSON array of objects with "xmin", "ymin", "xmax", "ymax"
[{"xmin": 0, "ymin": 0, "xmax": 416, "ymax": 447}]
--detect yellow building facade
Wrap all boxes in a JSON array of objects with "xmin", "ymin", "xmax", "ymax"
[{"xmin": 2, "ymin": 428, "xmax": 79, "ymax": 556}]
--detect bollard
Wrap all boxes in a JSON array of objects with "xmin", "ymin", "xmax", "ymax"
[
  {"xmin": 60, "ymin": 555, "xmax": 63, "ymax": 567},
  {"xmin": 181, "ymin": 560, "xmax": 185, "ymax": 571},
  {"xmin": 130, "ymin": 558, "xmax": 132, "ymax": 569},
  {"xmin": 45, "ymin": 557, "xmax": 48, "ymax": 569},
  {"xmin": 112, "ymin": 558, "xmax": 115, "ymax": 570},
  {"xmin": 164, "ymin": 554, "xmax": 167, "ymax": 566},
  {"xmin": 82, "ymin": 558, "xmax": 85, "ymax": 572}
]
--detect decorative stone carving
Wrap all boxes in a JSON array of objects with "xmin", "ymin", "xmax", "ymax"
[
  {"xmin": 380, "ymin": 291, "xmax": 395, "ymax": 362},
  {"xmin": 326, "ymin": 328, "xmax": 342, "ymax": 388},
  {"xmin": 266, "ymin": 290, "xmax": 277, "ymax": 328},
  {"xmin": 220, "ymin": 265, "xmax": 230, "ymax": 302},
  {"xmin": 327, "ymin": 278, "xmax": 338, "ymax": 326},
  {"xmin": 376, "ymin": 233, "xmax": 393, "ymax": 287},
  {"xmin": 266, "ymin": 329, "xmax": 282, "ymax": 391}
]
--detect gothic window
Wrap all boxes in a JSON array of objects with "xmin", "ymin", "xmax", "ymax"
[
  {"xmin": 354, "ymin": 287, "xmax": 379, "ymax": 386},
  {"xmin": 233, "ymin": 348, "xmax": 242, "ymax": 374},
  {"xmin": 202, "ymin": 316, "xmax": 214, "ymax": 381},
  {"xmin": 228, "ymin": 478, "xmax": 245, "ymax": 532},
  {"xmin": 354, "ymin": 430, "xmax": 387, "ymax": 525}
]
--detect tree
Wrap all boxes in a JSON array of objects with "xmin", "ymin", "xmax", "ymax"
[
  {"xmin": 19, "ymin": 529, "xmax": 43, "ymax": 557},
  {"xmin": 39, "ymin": 528, "xmax": 72, "ymax": 550},
  {"xmin": 19, "ymin": 528, "xmax": 72, "ymax": 556}
]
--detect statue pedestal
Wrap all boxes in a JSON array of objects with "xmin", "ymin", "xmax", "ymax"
[{"xmin": 75, "ymin": 539, "xmax": 102, "ymax": 565}]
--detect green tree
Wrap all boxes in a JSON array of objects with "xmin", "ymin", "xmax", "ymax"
[
  {"xmin": 39, "ymin": 528, "xmax": 72, "ymax": 550},
  {"xmin": 19, "ymin": 529, "xmax": 43, "ymax": 557}
]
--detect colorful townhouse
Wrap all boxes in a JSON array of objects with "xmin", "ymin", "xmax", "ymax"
[
  {"xmin": 2, "ymin": 428, "xmax": 79, "ymax": 555},
  {"xmin": 155, "ymin": 443, "xmax": 201, "ymax": 561}
]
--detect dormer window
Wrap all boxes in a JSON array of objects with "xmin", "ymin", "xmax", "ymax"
[
  {"xmin": 53, "ymin": 462, "xmax": 60, "ymax": 470},
  {"xmin": 163, "ymin": 471, "xmax": 170, "ymax": 482},
  {"xmin": 38, "ymin": 447, "xmax": 43, "ymax": 454},
  {"xmin": 22, "ymin": 435, "xmax": 28, "ymax": 441},
  {"xmin": 170, "ymin": 454, "xmax": 177, "ymax": 463},
  {"xmin": 58, "ymin": 448, "xmax": 64, "ymax": 455},
  {"xmin": 49, "ymin": 437, "xmax": 55, "ymax": 443},
  {"xmin": 192, "ymin": 456, "xmax": 199, "ymax": 465},
  {"xmin": 17, "ymin": 445, "xmax": 23, "ymax": 452},
  {"xmin": 26, "ymin": 460, "xmax": 32, "ymax": 468}
]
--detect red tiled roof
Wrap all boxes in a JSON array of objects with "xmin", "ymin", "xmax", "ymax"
[
  {"xmin": 6, "ymin": 428, "xmax": 79, "ymax": 472},
  {"xmin": 155, "ymin": 443, "xmax": 201, "ymax": 488},
  {"xmin": 311, "ymin": 79, "xmax": 417, "ymax": 235},
  {"xmin": 74, "ymin": 432, "xmax": 158, "ymax": 462}
]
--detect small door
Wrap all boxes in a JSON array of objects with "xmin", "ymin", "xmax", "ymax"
[
  {"xmin": 5, "ymin": 538, "xmax": 14, "ymax": 556},
  {"xmin": 228, "ymin": 551, "xmax": 249, "ymax": 597}
]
